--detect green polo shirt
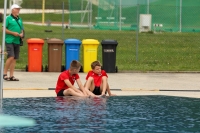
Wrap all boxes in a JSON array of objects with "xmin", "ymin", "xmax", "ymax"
[{"xmin": 4, "ymin": 15, "xmax": 23, "ymax": 44}]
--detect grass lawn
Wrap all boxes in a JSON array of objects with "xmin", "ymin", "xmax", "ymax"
[
  {"xmin": 1, "ymin": 23, "xmax": 200, "ymax": 72},
  {"xmin": 1, "ymin": 0, "xmax": 200, "ymax": 72}
]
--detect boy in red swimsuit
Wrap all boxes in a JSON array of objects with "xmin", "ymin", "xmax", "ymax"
[
  {"xmin": 55, "ymin": 60, "xmax": 95, "ymax": 97},
  {"xmin": 84, "ymin": 61, "xmax": 116, "ymax": 96}
]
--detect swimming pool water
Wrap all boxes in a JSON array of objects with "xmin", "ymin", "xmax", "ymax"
[{"xmin": 1, "ymin": 96, "xmax": 200, "ymax": 133}]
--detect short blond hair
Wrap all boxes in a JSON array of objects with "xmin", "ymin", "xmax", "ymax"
[{"xmin": 91, "ymin": 61, "xmax": 101, "ymax": 69}]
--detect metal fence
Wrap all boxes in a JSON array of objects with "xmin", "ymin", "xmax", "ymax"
[
  {"xmin": 1, "ymin": 0, "xmax": 200, "ymax": 71},
  {"xmin": 1, "ymin": 0, "xmax": 200, "ymax": 32},
  {"xmin": 69, "ymin": 0, "xmax": 200, "ymax": 32}
]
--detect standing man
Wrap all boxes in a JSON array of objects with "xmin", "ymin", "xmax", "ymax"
[{"xmin": 2, "ymin": 4, "xmax": 24, "ymax": 81}]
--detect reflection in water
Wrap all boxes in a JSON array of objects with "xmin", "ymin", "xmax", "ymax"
[
  {"xmin": 1, "ymin": 96, "xmax": 200, "ymax": 132},
  {"xmin": 55, "ymin": 96, "xmax": 107, "ymax": 132}
]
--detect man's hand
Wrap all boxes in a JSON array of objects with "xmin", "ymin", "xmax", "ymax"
[
  {"xmin": 13, "ymin": 32, "xmax": 19, "ymax": 37},
  {"xmin": 0, "ymin": 49, "xmax": 7, "ymax": 55},
  {"xmin": 19, "ymin": 33, "xmax": 24, "ymax": 38}
]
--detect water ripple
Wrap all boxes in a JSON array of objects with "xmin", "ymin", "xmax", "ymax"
[{"xmin": 1, "ymin": 96, "xmax": 200, "ymax": 133}]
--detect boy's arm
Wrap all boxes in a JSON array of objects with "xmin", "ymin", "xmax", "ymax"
[
  {"xmin": 64, "ymin": 79, "xmax": 81, "ymax": 92},
  {"xmin": 76, "ymin": 79, "xmax": 87, "ymax": 95},
  {"xmin": 107, "ymin": 84, "xmax": 112, "ymax": 96},
  {"xmin": 107, "ymin": 83, "xmax": 116, "ymax": 96},
  {"xmin": 83, "ymin": 80, "xmax": 87, "ymax": 87}
]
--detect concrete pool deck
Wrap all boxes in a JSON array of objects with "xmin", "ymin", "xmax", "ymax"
[{"xmin": 2, "ymin": 71, "xmax": 200, "ymax": 98}]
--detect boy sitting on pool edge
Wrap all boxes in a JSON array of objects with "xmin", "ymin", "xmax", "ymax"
[
  {"xmin": 84, "ymin": 60, "xmax": 116, "ymax": 96},
  {"xmin": 55, "ymin": 60, "xmax": 96, "ymax": 97}
]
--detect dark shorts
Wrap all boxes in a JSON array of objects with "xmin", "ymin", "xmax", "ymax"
[
  {"xmin": 6, "ymin": 43, "xmax": 20, "ymax": 59},
  {"xmin": 57, "ymin": 89, "xmax": 65, "ymax": 96},
  {"xmin": 93, "ymin": 87, "xmax": 107, "ymax": 95}
]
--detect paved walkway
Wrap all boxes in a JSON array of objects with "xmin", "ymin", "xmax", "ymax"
[{"xmin": 2, "ymin": 71, "xmax": 200, "ymax": 98}]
